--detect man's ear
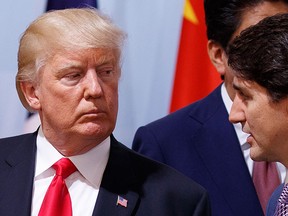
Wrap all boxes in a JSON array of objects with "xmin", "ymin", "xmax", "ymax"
[
  {"xmin": 20, "ymin": 82, "xmax": 40, "ymax": 111},
  {"xmin": 207, "ymin": 40, "xmax": 227, "ymax": 76}
]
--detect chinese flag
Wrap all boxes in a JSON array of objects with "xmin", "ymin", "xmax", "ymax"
[{"xmin": 169, "ymin": 0, "xmax": 221, "ymax": 113}]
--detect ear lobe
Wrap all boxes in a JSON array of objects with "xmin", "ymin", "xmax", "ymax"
[
  {"xmin": 20, "ymin": 82, "xmax": 40, "ymax": 110},
  {"xmin": 207, "ymin": 40, "xmax": 227, "ymax": 76}
]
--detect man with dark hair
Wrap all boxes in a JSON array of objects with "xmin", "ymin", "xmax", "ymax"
[
  {"xmin": 227, "ymin": 12, "xmax": 288, "ymax": 216},
  {"xmin": 132, "ymin": 1, "xmax": 288, "ymax": 215}
]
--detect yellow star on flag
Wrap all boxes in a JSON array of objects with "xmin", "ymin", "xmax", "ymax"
[{"xmin": 183, "ymin": 0, "xmax": 199, "ymax": 24}]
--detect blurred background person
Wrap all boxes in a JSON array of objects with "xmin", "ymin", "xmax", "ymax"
[{"xmin": 132, "ymin": 0, "xmax": 288, "ymax": 215}]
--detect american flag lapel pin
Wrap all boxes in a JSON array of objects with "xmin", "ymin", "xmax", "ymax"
[{"xmin": 116, "ymin": 195, "xmax": 128, "ymax": 208}]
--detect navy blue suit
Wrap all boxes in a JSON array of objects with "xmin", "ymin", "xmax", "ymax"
[
  {"xmin": 266, "ymin": 183, "xmax": 284, "ymax": 216},
  {"xmin": 0, "ymin": 132, "xmax": 210, "ymax": 216},
  {"xmin": 133, "ymin": 84, "xmax": 263, "ymax": 216}
]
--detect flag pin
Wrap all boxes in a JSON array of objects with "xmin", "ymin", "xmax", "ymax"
[{"xmin": 116, "ymin": 195, "xmax": 128, "ymax": 208}]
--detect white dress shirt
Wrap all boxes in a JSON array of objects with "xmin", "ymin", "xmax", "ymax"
[
  {"xmin": 31, "ymin": 127, "xmax": 110, "ymax": 216},
  {"xmin": 221, "ymin": 84, "xmax": 286, "ymax": 182}
]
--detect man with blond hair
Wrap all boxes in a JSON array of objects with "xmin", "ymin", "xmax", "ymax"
[{"xmin": 0, "ymin": 8, "xmax": 210, "ymax": 216}]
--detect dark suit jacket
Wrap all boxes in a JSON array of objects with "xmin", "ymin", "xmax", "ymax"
[
  {"xmin": 0, "ymin": 132, "xmax": 210, "ymax": 216},
  {"xmin": 266, "ymin": 183, "xmax": 284, "ymax": 216},
  {"xmin": 132, "ymin": 84, "xmax": 263, "ymax": 216}
]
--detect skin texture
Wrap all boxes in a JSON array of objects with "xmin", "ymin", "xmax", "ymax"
[
  {"xmin": 20, "ymin": 48, "xmax": 120, "ymax": 156},
  {"xmin": 229, "ymin": 77, "xmax": 288, "ymax": 166},
  {"xmin": 207, "ymin": 1, "xmax": 288, "ymax": 100}
]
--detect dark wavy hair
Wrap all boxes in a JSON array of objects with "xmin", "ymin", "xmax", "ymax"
[
  {"xmin": 227, "ymin": 13, "xmax": 288, "ymax": 102},
  {"xmin": 204, "ymin": 0, "xmax": 288, "ymax": 50}
]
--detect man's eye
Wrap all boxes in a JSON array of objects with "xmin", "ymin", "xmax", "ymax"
[
  {"xmin": 60, "ymin": 72, "xmax": 82, "ymax": 86},
  {"xmin": 238, "ymin": 91, "xmax": 250, "ymax": 100},
  {"xmin": 98, "ymin": 69, "xmax": 114, "ymax": 78},
  {"xmin": 65, "ymin": 73, "xmax": 81, "ymax": 79}
]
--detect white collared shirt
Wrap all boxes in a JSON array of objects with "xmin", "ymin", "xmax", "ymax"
[
  {"xmin": 221, "ymin": 84, "xmax": 286, "ymax": 182},
  {"xmin": 31, "ymin": 127, "xmax": 110, "ymax": 216}
]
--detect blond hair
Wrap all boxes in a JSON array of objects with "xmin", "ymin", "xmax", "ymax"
[{"xmin": 17, "ymin": 8, "xmax": 126, "ymax": 111}]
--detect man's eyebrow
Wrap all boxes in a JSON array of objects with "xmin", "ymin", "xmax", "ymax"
[
  {"xmin": 94, "ymin": 55, "xmax": 116, "ymax": 66},
  {"xmin": 233, "ymin": 82, "xmax": 250, "ymax": 95},
  {"xmin": 56, "ymin": 62, "xmax": 83, "ymax": 73}
]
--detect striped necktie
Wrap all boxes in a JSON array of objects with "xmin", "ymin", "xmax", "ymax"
[{"xmin": 274, "ymin": 183, "xmax": 288, "ymax": 215}]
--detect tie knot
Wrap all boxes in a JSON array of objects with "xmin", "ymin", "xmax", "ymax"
[{"xmin": 53, "ymin": 158, "xmax": 77, "ymax": 179}]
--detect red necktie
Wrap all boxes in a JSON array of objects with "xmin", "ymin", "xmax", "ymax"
[
  {"xmin": 39, "ymin": 158, "xmax": 77, "ymax": 216},
  {"xmin": 252, "ymin": 161, "xmax": 281, "ymax": 214}
]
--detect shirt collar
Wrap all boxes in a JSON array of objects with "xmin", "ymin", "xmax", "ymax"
[{"xmin": 35, "ymin": 126, "xmax": 110, "ymax": 188}]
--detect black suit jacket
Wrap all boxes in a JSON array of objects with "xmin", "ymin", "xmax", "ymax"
[
  {"xmin": 0, "ymin": 132, "xmax": 210, "ymax": 216},
  {"xmin": 133, "ymin": 85, "xmax": 263, "ymax": 216}
]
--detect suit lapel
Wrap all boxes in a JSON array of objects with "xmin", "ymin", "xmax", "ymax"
[
  {"xmin": 0, "ymin": 133, "xmax": 37, "ymax": 216},
  {"xmin": 92, "ymin": 135, "xmax": 139, "ymax": 216},
  {"xmin": 189, "ymin": 85, "xmax": 262, "ymax": 215}
]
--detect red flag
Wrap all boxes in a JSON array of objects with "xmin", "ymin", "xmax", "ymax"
[{"xmin": 170, "ymin": 0, "xmax": 221, "ymax": 112}]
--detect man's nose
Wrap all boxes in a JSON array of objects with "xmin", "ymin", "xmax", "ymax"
[
  {"xmin": 229, "ymin": 94, "xmax": 245, "ymax": 124},
  {"xmin": 83, "ymin": 70, "xmax": 103, "ymax": 99}
]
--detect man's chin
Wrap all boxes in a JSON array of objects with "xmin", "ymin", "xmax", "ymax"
[
  {"xmin": 250, "ymin": 148, "xmax": 266, "ymax": 162},
  {"xmin": 250, "ymin": 155, "xmax": 270, "ymax": 163}
]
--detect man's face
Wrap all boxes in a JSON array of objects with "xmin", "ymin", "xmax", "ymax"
[
  {"xmin": 31, "ymin": 48, "xmax": 120, "ymax": 155},
  {"xmin": 223, "ymin": 1, "xmax": 288, "ymax": 99},
  {"xmin": 229, "ymin": 77, "xmax": 288, "ymax": 165}
]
